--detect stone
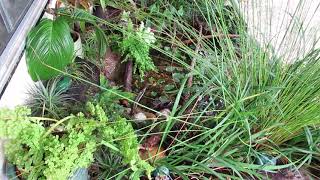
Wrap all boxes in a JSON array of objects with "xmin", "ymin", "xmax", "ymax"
[{"xmin": 133, "ymin": 112, "xmax": 147, "ymax": 121}]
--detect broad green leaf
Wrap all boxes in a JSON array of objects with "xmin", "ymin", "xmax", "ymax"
[
  {"xmin": 59, "ymin": 8, "xmax": 102, "ymax": 25},
  {"xmin": 26, "ymin": 18, "xmax": 74, "ymax": 81},
  {"xmin": 56, "ymin": 76, "xmax": 72, "ymax": 92}
]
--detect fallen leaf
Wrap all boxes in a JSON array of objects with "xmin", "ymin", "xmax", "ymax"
[
  {"xmin": 143, "ymin": 135, "xmax": 161, "ymax": 148},
  {"xmin": 67, "ymin": 0, "xmax": 91, "ymax": 9},
  {"xmin": 139, "ymin": 146, "xmax": 166, "ymax": 162},
  {"xmin": 144, "ymin": 112, "xmax": 157, "ymax": 120}
]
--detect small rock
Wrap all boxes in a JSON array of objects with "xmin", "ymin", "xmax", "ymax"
[
  {"xmin": 134, "ymin": 112, "xmax": 147, "ymax": 121},
  {"xmin": 153, "ymin": 166, "xmax": 170, "ymax": 180},
  {"xmin": 157, "ymin": 109, "xmax": 171, "ymax": 118},
  {"xmin": 124, "ymin": 108, "xmax": 132, "ymax": 115}
]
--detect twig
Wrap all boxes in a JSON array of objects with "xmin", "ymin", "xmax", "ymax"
[
  {"xmin": 131, "ymin": 86, "xmax": 147, "ymax": 115},
  {"xmin": 73, "ymin": 0, "xmax": 81, "ymax": 32},
  {"xmin": 124, "ymin": 60, "xmax": 133, "ymax": 92},
  {"xmin": 94, "ymin": 5, "xmax": 105, "ymax": 19}
]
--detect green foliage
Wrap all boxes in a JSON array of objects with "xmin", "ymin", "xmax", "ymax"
[
  {"xmin": 0, "ymin": 107, "xmax": 97, "ymax": 180},
  {"xmin": 95, "ymin": 27, "xmax": 109, "ymax": 58},
  {"xmin": 26, "ymin": 77, "xmax": 73, "ymax": 119},
  {"xmin": 59, "ymin": 8, "xmax": 108, "ymax": 68},
  {"xmin": 0, "ymin": 103, "xmax": 152, "ymax": 179},
  {"xmin": 18, "ymin": 0, "xmax": 320, "ymax": 179},
  {"xmin": 82, "ymin": 30, "xmax": 99, "ymax": 62},
  {"xmin": 121, "ymin": 12, "xmax": 156, "ymax": 79},
  {"xmin": 81, "ymin": 27, "xmax": 108, "ymax": 65},
  {"xmin": 59, "ymin": 8, "xmax": 155, "ymax": 79},
  {"xmin": 26, "ymin": 18, "xmax": 74, "ymax": 81},
  {"xmin": 107, "ymin": 0, "xmax": 320, "ymax": 178},
  {"xmin": 94, "ymin": 148, "xmax": 126, "ymax": 179},
  {"xmin": 94, "ymin": 75, "xmax": 134, "ymax": 117},
  {"xmin": 261, "ymin": 52, "xmax": 320, "ymax": 144},
  {"xmin": 87, "ymin": 102, "xmax": 154, "ymax": 179}
]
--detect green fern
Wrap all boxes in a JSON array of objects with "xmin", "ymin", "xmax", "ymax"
[
  {"xmin": 121, "ymin": 12, "xmax": 156, "ymax": 79},
  {"xmin": 87, "ymin": 102, "xmax": 154, "ymax": 179},
  {"xmin": 0, "ymin": 104, "xmax": 153, "ymax": 180},
  {"xmin": 0, "ymin": 107, "xmax": 98, "ymax": 180}
]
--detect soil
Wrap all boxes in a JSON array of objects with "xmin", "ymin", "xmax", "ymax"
[{"xmin": 262, "ymin": 168, "xmax": 311, "ymax": 180}]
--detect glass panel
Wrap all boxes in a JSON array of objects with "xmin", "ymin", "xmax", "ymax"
[
  {"xmin": 0, "ymin": 0, "xmax": 33, "ymax": 31},
  {"xmin": 0, "ymin": 0, "xmax": 34, "ymax": 54},
  {"xmin": 0, "ymin": 15, "xmax": 9, "ymax": 53}
]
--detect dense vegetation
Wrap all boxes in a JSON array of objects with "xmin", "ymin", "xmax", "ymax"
[{"xmin": 1, "ymin": 0, "xmax": 320, "ymax": 179}]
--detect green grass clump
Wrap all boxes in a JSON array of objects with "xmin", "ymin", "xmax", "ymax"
[{"xmin": 125, "ymin": 0, "xmax": 320, "ymax": 178}]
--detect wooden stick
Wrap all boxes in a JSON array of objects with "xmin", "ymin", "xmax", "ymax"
[{"xmin": 124, "ymin": 60, "xmax": 133, "ymax": 92}]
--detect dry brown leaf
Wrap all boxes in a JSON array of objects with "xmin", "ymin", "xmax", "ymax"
[
  {"xmin": 139, "ymin": 146, "xmax": 166, "ymax": 162},
  {"xmin": 144, "ymin": 112, "xmax": 157, "ymax": 120},
  {"xmin": 143, "ymin": 135, "xmax": 161, "ymax": 148},
  {"xmin": 65, "ymin": 0, "xmax": 91, "ymax": 9}
]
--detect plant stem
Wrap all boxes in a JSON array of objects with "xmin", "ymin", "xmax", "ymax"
[
  {"xmin": 131, "ymin": 86, "xmax": 147, "ymax": 114},
  {"xmin": 124, "ymin": 60, "xmax": 133, "ymax": 92}
]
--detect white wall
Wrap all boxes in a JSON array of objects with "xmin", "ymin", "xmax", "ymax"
[
  {"xmin": 0, "ymin": 54, "xmax": 36, "ymax": 108},
  {"xmin": 240, "ymin": 0, "xmax": 320, "ymax": 63}
]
